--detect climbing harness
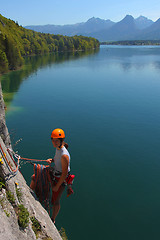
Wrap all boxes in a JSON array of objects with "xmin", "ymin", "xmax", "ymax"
[
  {"xmin": 49, "ymin": 171, "xmax": 75, "ymax": 203},
  {"xmin": 0, "ymin": 146, "xmax": 75, "ymax": 208},
  {"xmin": 32, "ymin": 163, "xmax": 75, "ymax": 211}
]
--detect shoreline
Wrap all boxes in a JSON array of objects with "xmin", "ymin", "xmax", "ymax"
[
  {"xmin": 100, "ymin": 40, "xmax": 160, "ymax": 46},
  {"xmin": 0, "ymin": 47, "xmax": 99, "ymax": 76}
]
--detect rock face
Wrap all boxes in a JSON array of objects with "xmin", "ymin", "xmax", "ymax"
[
  {"xmin": 0, "ymin": 83, "xmax": 11, "ymax": 147},
  {"xmin": 0, "ymin": 82, "xmax": 62, "ymax": 240}
]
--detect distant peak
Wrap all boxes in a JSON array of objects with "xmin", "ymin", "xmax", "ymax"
[
  {"xmin": 124, "ymin": 15, "xmax": 134, "ymax": 19},
  {"xmin": 119, "ymin": 15, "xmax": 135, "ymax": 24},
  {"xmin": 88, "ymin": 17, "xmax": 96, "ymax": 20},
  {"xmin": 136, "ymin": 15, "xmax": 148, "ymax": 20},
  {"xmin": 135, "ymin": 16, "xmax": 153, "ymax": 22},
  {"xmin": 87, "ymin": 17, "xmax": 102, "ymax": 22}
]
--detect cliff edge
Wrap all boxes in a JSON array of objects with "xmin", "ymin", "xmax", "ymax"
[{"xmin": 0, "ymin": 82, "xmax": 62, "ymax": 240}]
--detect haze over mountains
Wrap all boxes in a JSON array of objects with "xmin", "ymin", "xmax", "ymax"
[{"xmin": 25, "ymin": 15, "xmax": 160, "ymax": 42}]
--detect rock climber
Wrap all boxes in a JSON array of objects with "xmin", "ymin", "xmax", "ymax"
[{"xmin": 47, "ymin": 128, "xmax": 73, "ymax": 223}]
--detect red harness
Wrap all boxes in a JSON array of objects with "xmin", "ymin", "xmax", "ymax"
[
  {"xmin": 32, "ymin": 164, "xmax": 75, "ymax": 205},
  {"xmin": 51, "ymin": 174, "xmax": 75, "ymax": 203}
]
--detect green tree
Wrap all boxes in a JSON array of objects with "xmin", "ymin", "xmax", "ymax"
[
  {"xmin": 0, "ymin": 50, "xmax": 8, "ymax": 72},
  {"xmin": 59, "ymin": 38, "xmax": 65, "ymax": 51},
  {"xmin": 0, "ymin": 13, "xmax": 99, "ymax": 74}
]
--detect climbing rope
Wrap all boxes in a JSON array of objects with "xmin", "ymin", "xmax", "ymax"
[
  {"xmin": 20, "ymin": 157, "xmax": 48, "ymax": 162},
  {"xmin": 0, "ymin": 144, "xmax": 49, "ymax": 178},
  {"xmin": 0, "ymin": 144, "xmax": 12, "ymax": 173},
  {"xmin": 7, "ymin": 148, "xmax": 49, "ymax": 163},
  {"xmin": 0, "ymin": 143, "xmax": 20, "ymax": 176}
]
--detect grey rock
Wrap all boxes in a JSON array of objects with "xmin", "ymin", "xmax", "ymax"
[{"xmin": 0, "ymin": 82, "xmax": 62, "ymax": 240}]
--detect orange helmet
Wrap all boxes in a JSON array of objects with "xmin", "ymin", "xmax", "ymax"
[{"xmin": 51, "ymin": 128, "xmax": 65, "ymax": 139}]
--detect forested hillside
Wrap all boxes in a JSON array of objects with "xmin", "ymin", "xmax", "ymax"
[{"xmin": 0, "ymin": 14, "xmax": 99, "ymax": 74}]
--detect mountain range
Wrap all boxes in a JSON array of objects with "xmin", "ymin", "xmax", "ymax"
[{"xmin": 25, "ymin": 15, "xmax": 160, "ymax": 42}]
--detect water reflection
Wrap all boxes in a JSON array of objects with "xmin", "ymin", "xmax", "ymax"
[
  {"xmin": 99, "ymin": 45, "xmax": 160, "ymax": 71},
  {"xmin": 1, "ymin": 46, "xmax": 160, "ymax": 108},
  {"xmin": 0, "ymin": 49, "xmax": 99, "ymax": 107}
]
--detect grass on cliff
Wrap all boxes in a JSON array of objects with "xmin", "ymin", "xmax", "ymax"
[
  {"xmin": 31, "ymin": 216, "xmax": 41, "ymax": 239},
  {"xmin": 0, "ymin": 176, "xmax": 5, "ymax": 190},
  {"xmin": 6, "ymin": 190, "xmax": 15, "ymax": 204},
  {"xmin": 18, "ymin": 204, "xmax": 29, "ymax": 228},
  {"xmin": 59, "ymin": 227, "xmax": 68, "ymax": 240}
]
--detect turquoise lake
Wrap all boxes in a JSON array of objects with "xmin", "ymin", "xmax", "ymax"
[{"xmin": 1, "ymin": 45, "xmax": 160, "ymax": 240}]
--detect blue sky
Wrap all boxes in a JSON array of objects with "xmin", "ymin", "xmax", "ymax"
[{"xmin": 1, "ymin": 0, "xmax": 160, "ymax": 26}]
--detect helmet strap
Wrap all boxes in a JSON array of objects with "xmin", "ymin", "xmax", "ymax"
[{"xmin": 58, "ymin": 138, "xmax": 63, "ymax": 149}]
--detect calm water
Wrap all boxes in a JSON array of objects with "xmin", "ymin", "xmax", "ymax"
[{"xmin": 1, "ymin": 46, "xmax": 160, "ymax": 240}]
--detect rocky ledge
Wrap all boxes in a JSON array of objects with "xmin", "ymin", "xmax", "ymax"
[{"xmin": 0, "ymin": 82, "xmax": 62, "ymax": 240}]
